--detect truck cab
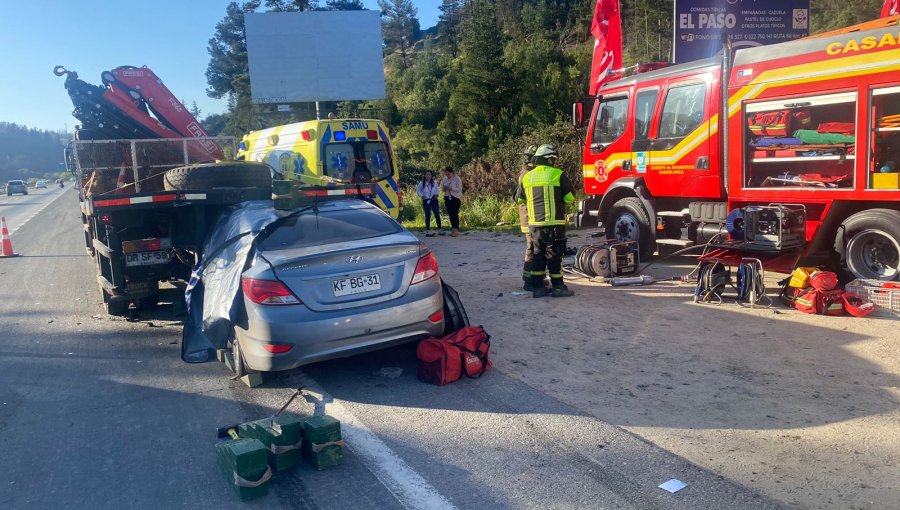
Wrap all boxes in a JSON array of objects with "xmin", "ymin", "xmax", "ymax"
[
  {"xmin": 579, "ymin": 58, "xmax": 725, "ymax": 256},
  {"xmin": 237, "ymin": 119, "xmax": 402, "ymax": 219}
]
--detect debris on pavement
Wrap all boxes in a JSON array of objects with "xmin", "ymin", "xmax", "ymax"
[{"xmin": 659, "ymin": 479, "xmax": 688, "ymax": 493}]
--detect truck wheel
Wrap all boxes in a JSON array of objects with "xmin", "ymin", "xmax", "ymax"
[
  {"xmin": 834, "ymin": 209, "xmax": 900, "ymax": 281},
  {"xmin": 605, "ymin": 197, "xmax": 656, "ymax": 259},
  {"xmin": 163, "ymin": 162, "xmax": 272, "ymax": 192}
]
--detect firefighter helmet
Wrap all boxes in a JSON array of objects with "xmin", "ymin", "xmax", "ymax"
[{"xmin": 534, "ymin": 144, "xmax": 559, "ymax": 159}]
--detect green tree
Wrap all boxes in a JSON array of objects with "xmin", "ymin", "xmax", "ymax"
[
  {"xmin": 811, "ymin": 0, "xmax": 881, "ymax": 33},
  {"xmin": 436, "ymin": 0, "xmax": 464, "ymax": 56},
  {"xmin": 439, "ymin": 0, "xmax": 510, "ymax": 164},
  {"xmin": 189, "ymin": 101, "xmax": 203, "ymax": 120},
  {"xmin": 323, "ymin": 0, "xmax": 364, "ymax": 10},
  {"xmin": 379, "ymin": 0, "xmax": 421, "ymax": 67},
  {"xmin": 265, "ymin": 0, "xmax": 317, "ymax": 11}
]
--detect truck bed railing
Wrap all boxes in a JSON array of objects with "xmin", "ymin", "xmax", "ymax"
[{"xmin": 74, "ymin": 137, "xmax": 237, "ymax": 195}]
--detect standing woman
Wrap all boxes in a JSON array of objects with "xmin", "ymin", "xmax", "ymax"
[
  {"xmin": 415, "ymin": 170, "xmax": 442, "ymax": 236},
  {"xmin": 441, "ymin": 166, "xmax": 463, "ymax": 237}
]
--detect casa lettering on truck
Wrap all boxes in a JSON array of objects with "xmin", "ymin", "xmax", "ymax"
[
  {"xmin": 574, "ymin": 16, "xmax": 900, "ymax": 282},
  {"xmin": 237, "ymin": 118, "xmax": 403, "ymax": 219}
]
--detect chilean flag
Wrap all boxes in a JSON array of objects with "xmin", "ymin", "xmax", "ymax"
[
  {"xmin": 882, "ymin": 0, "xmax": 899, "ymax": 17},
  {"xmin": 589, "ymin": 0, "xmax": 623, "ymax": 95}
]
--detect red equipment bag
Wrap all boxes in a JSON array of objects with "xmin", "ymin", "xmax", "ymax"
[
  {"xmin": 794, "ymin": 287, "xmax": 819, "ymax": 314},
  {"xmin": 819, "ymin": 289, "xmax": 846, "ymax": 316},
  {"xmin": 417, "ymin": 326, "xmax": 492, "ymax": 386},
  {"xmin": 795, "ymin": 288, "xmax": 845, "ymax": 315},
  {"xmin": 808, "ymin": 271, "xmax": 839, "ymax": 291},
  {"xmin": 748, "ymin": 109, "xmax": 811, "ymax": 137},
  {"xmin": 816, "ymin": 122, "xmax": 855, "ymax": 135},
  {"xmin": 781, "ymin": 286, "xmax": 805, "ymax": 307}
]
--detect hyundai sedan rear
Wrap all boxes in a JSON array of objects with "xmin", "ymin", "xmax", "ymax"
[{"xmin": 234, "ymin": 200, "xmax": 444, "ymax": 372}]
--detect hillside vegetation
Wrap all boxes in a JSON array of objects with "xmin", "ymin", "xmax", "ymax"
[
  {"xmin": 0, "ymin": 123, "xmax": 67, "ymax": 183},
  {"xmin": 203, "ymin": 0, "xmax": 883, "ymax": 202}
]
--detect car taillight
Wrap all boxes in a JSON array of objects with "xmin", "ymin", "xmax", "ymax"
[
  {"xmin": 397, "ymin": 190, "xmax": 404, "ymax": 208},
  {"xmin": 262, "ymin": 343, "xmax": 294, "ymax": 354},
  {"xmin": 411, "ymin": 251, "xmax": 438, "ymax": 285},
  {"xmin": 428, "ymin": 309, "xmax": 444, "ymax": 323},
  {"xmin": 241, "ymin": 278, "xmax": 301, "ymax": 305}
]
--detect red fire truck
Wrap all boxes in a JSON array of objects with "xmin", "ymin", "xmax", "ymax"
[{"xmin": 575, "ymin": 17, "xmax": 900, "ymax": 281}]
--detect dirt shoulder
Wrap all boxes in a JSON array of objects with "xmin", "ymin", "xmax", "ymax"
[{"xmin": 421, "ymin": 228, "xmax": 899, "ymax": 510}]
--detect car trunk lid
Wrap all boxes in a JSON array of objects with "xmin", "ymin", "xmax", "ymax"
[{"xmin": 262, "ymin": 234, "xmax": 422, "ymax": 312}]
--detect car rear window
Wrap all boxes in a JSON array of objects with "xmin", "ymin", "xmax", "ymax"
[{"xmin": 260, "ymin": 206, "xmax": 402, "ymax": 250}]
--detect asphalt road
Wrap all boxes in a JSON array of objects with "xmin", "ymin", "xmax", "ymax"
[
  {"xmin": 0, "ymin": 189, "xmax": 784, "ymax": 509},
  {"xmin": 0, "ymin": 183, "xmax": 69, "ymax": 234}
]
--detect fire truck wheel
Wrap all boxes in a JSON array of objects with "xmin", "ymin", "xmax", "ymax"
[
  {"xmin": 835, "ymin": 209, "xmax": 900, "ymax": 281},
  {"xmin": 605, "ymin": 197, "xmax": 656, "ymax": 259},
  {"xmin": 163, "ymin": 162, "xmax": 272, "ymax": 192}
]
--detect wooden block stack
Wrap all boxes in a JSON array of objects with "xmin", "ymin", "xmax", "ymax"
[
  {"xmin": 214, "ymin": 438, "xmax": 272, "ymax": 501},
  {"xmin": 302, "ymin": 416, "xmax": 344, "ymax": 471}
]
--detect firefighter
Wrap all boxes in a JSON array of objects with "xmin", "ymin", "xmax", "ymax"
[
  {"xmin": 517, "ymin": 144, "xmax": 541, "ymax": 291},
  {"xmin": 515, "ymin": 144, "xmax": 575, "ymax": 298}
]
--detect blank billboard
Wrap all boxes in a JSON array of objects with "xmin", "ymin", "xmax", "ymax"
[{"xmin": 245, "ymin": 11, "xmax": 385, "ymax": 104}]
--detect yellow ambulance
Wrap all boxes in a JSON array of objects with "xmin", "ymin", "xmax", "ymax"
[{"xmin": 237, "ymin": 118, "xmax": 402, "ymax": 218}]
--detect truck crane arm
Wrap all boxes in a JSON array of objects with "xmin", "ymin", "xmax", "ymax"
[{"xmin": 54, "ymin": 65, "xmax": 222, "ymax": 160}]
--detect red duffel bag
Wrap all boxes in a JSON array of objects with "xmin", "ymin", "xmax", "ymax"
[
  {"xmin": 808, "ymin": 270, "xmax": 839, "ymax": 291},
  {"xmin": 417, "ymin": 326, "xmax": 492, "ymax": 386},
  {"xmin": 819, "ymin": 289, "xmax": 846, "ymax": 316},
  {"xmin": 795, "ymin": 288, "xmax": 845, "ymax": 315}
]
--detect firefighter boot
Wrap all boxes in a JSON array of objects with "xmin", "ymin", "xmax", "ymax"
[
  {"xmin": 550, "ymin": 284, "xmax": 575, "ymax": 298},
  {"xmin": 531, "ymin": 275, "xmax": 550, "ymax": 297}
]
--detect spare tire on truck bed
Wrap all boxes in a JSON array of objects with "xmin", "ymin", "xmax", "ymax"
[{"xmin": 163, "ymin": 162, "xmax": 272, "ymax": 192}]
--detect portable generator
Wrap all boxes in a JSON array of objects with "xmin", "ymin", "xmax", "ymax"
[
  {"xmin": 743, "ymin": 205, "xmax": 806, "ymax": 251},
  {"xmin": 574, "ymin": 241, "xmax": 639, "ymax": 277}
]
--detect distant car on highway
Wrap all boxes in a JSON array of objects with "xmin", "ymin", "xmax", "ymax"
[
  {"xmin": 6, "ymin": 180, "xmax": 27, "ymax": 196},
  {"xmin": 231, "ymin": 199, "xmax": 445, "ymax": 374},
  {"xmin": 35, "ymin": 180, "xmax": 48, "ymax": 189}
]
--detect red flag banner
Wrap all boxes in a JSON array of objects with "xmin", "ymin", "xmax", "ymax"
[
  {"xmin": 590, "ymin": 0, "xmax": 623, "ymax": 95},
  {"xmin": 882, "ymin": 0, "xmax": 899, "ymax": 17}
]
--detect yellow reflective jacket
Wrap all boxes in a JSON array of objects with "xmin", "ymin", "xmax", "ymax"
[{"xmin": 515, "ymin": 165, "xmax": 575, "ymax": 227}]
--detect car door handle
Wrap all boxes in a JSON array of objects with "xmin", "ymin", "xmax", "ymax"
[
  {"xmin": 695, "ymin": 156, "xmax": 710, "ymax": 170},
  {"xmin": 622, "ymin": 160, "xmax": 632, "ymax": 171}
]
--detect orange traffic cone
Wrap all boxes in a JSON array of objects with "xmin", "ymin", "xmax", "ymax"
[
  {"xmin": 1, "ymin": 216, "xmax": 18, "ymax": 258},
  {"xmin": 115, "ymin": 164, "xmax": 128, "ymax": 194}
]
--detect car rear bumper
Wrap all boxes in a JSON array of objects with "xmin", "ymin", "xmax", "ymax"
[{"xmin": 235, "ymin": 278, "xmax": 444, "ymax": 372}]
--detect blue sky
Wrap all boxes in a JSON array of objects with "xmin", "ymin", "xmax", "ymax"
[{"xmin": 0, "ymin": 0, "xmax": 441, "ymax": 133}]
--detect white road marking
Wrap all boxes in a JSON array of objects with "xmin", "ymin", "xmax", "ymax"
[
  {"xmin": 302, "ymin": 386, "xmax": 457, "ymax": 510},
  {"xmin": 9, "ymin": 189, "xmax": 70, "ymax": 233}
]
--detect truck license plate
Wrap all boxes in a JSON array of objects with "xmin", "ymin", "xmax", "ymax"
[
  {"xmin": 125, "ymin": 251, "xmax": 171, "ymax": 267},
  {"xmin": 333, "ymin": 274, "xmax": 381, "ymax": 297}
]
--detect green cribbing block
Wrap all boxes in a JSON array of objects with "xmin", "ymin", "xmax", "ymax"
[
  {"xmin": 239, "ymin": 416, "xmax": 304, "ymax": 471},
  {"xmin": 215, "ymin": 438, "xmax": 271, "ymax": 501},
  {"xmin": 274, "ymin": 197, "xmax": 293, "ymax": 210},
  {"xmin": 272, "ymin": 180, "xmax": 292, "ymax": 196},
  {"xmin": 302, "ymin": 415, "xmax": 343, "ymax": 471}
]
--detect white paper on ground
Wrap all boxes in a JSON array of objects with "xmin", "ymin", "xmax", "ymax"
[{"xmin": 659, "ymin": 479, "xmax": 688, "ymax": 493}]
